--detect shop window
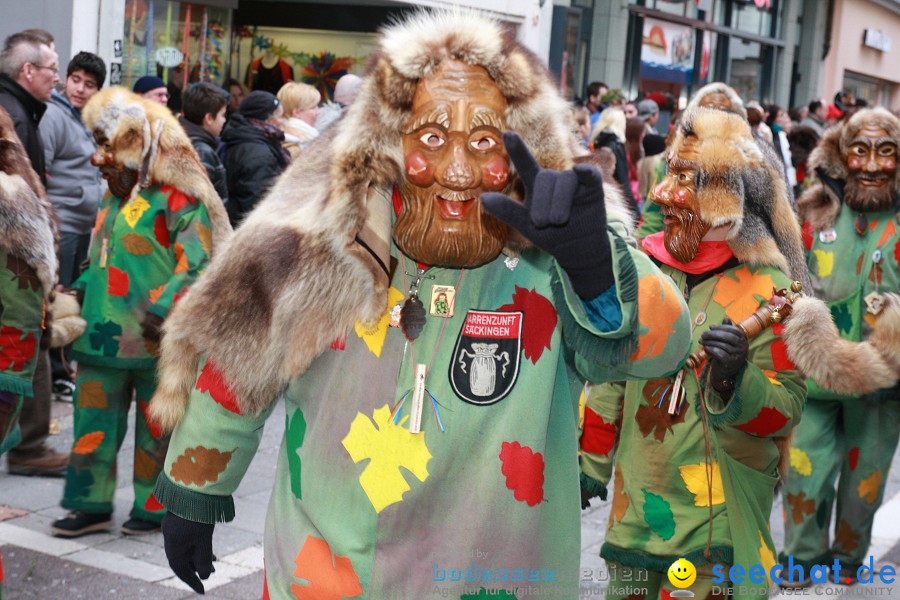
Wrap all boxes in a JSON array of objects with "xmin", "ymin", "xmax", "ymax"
[
  {"xmin": 122, "ymin": 1, "xmax": 232, "ymax": 100},
  {"xmin": 728, "ymin": 38, "xmax": 762, "ymax": 100},
  {"xmin": 843, "ymin": 71, "xmax": 890, "ymax": 107}
]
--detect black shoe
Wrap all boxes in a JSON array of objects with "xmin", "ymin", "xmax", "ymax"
[
  {"xmin": 121, "ymin": 517, "xmax": 161, "ymax": 536},
  {"xmin": 52, "ymin": 379, "xmax": 75, "ymax": 403},
  {"xmin": 51, "ymin": 511, "xmax": 112, "ymax": 537}
]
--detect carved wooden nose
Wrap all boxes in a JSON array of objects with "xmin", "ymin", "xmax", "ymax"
[{"xmin": 444, "ymin": 161, "xmax": 475, "ymax": 189}]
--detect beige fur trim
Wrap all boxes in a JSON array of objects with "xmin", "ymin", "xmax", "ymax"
[
  {"xmin": 783, "ymin": 296, "xmax": 899, "ymax": 395},
  {"xmin": 685, "ymin": 82, "xmax": 748, "ymax": 120}
]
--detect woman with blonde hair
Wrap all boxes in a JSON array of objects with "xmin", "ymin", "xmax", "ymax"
[
  {"xmin": 277, "ymin": 81, "xmax": 320, "ymax": 157},
  {"xmin": 590, "ymin": 107, "xmax": 637, "ymax": 216}
]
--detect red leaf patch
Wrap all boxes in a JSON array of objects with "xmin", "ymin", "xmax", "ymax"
[
  {"xmin": 581, "ymin": 407, "xmax": 617, "ymax": 456},
  {"xmin": 139, "ymin": 398, "xmax": 163, "ymax": 438},
  {"xmin": 164, "ymin": 185, "xmax": 195, "ymax": 213},
  {"xmin": 499, "ymin": 441, "xmax": 544, "ymax": 506},
  {"xmin": 497, "ymin": 286, "xmax": 557, "ymax": 364},
  {"xmin": 770, "ymin": 323, "xmax": 795, "ymax": 371},
  {"xmin": 849, "ymin": 447, "xmax": 859, "ymax": 471},
  {"xmin": 735, "ymin": 406, "xmax": 789, "ymax": 437},
  {"xmin": 144, "ymin": 493, "xmax": 164, "ymax": 512},
  {"xmin": 196, "ymin": 360, "xmax": 242, "ymax": 415},
  {"xmin": 154, "ymin": 213, "xmax": 170, "ymax": 249},
  {"xmin": 0, "ymin": 326, "xmax": 37, "ymax": 372},
  {"xmin": 107, "ymin": 266, "xmax": 129, "ymax": 297}
]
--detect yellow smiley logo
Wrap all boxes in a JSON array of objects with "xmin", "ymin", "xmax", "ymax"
[{"xmin": 667, "ymin": 558, "xmax": 697, "ymax": 588}]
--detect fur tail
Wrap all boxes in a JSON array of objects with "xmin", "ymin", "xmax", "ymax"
[
  {"xmin": 783, "ymin": 295, "xmax": 900, "ymax": 395},
  {"xmin": 149, "ymin": 314, "xmax": 200, "ymax": 433}
]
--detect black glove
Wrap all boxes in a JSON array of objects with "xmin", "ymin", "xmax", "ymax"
[
  {"xmin": 141, "ymin": 313, "xmax": 165, "ymax": 343},
  {"xmin": 699, "ymin": 318, "xmax": 749, "ymax": 396},
  {"xmin": 481, "ymin": 132, "xmax": 613, "ymax": 300},
  {"xmin": 580, "ymin": 485, "xmax": 593, "ymax": 510},
  {"xmin": 162, "ymin": 513, "xmax": 216, "ymax": 594}
]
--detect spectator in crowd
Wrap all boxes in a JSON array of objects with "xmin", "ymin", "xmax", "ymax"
[
  {"xmin": 746, "ymin": 100, "xmax": 774, "ymax": 144},
  {"xmin": 221, "ymin": 90, "xmax": 289, "ymax": 225},
  {"xmin": 584, "ymin": 80, "xmax": 608, "ymax": 129},
  {"xmin": 765, "ymin": 103, "xmax": 797, "ymax": 188},
  {"xmin": 636, "ymin": 132, "xmax": 666, "ymax": 206},
  {"xmin": 800, "ymin": 98, "xmax": 827, "ymax": 136},
  {"xmin": 624, "ymin": 117, "xmax": 647, "ymax": 202},
  {"xmin": 50, "ymin": 87, "xmax": 229, "ymax": 538},
  {"xmin": 277, "ymin": 81, "xmax": 320, "ymax": 158},
  {"xmin": 0, "ymin": 28, "xmax": 69, "ymax": 477},
  {"xmin": 179, "ymin": 82, "xmax": 228, "ymax": 206},
  {"xmin": 591, "ymin": 107, "xmax": 638, "ymax": 217},
  {"xmin": 317, "ymin": 73, "xmax": 362, "ymax": 131},
  {"xmin": 133, "ymin": 75, "xmax": 168, "ymax": 105},
  {"xmin": 789, "ymin": 105, "xmax": 808, "ymax": 125},
  {"xmin": 623, "ymin": 101, "xmax": 638, "ymax": 119},
  {"xmin": 40, "ymin": 51, "xmax": 106, "ymax": 402},
  {"xmin": 787, "ymin": 125, "xmax": 820, "ymax": 197},
  {"xmin": 600, "ymin": 88, "xmax": 626, "ymax": 110},
  {"xmin": 637, "ymin": 98, "xmax": 660, "ymax": 134},
  {"xmin": 570, "ymin": 104, "xmax": 591, "ymax": 149},
  {"xmin": 224, "ymin": 77, "xmax": 246, "ymax": 119},
  {"xmin": 826, "ymin": 102, "xmax": 844, "ymax": 127}
]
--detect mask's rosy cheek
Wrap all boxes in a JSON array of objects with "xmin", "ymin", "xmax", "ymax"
[
  {"xmin": 673, "ymin": 188, "xmax": 691, "ymax": 206},
  {"xmin": 848, "ymin": 157, "xmax": 865, "ymax": 171},
  {"xmin": 404, "ymin": 151, "xmax": 434, "ymax": 187},
  {"xmin": 482, "ymin": 154, "xmax": 509, "ymax": 190}
]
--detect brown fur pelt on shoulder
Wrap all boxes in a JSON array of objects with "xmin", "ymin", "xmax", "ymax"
[
  {"xmin": 0, "ymin": 106, "xmax": 57, "ymax": 299},
  {"xmin": 150, "ymin": 9, "xmax": 626, "ymax": 431},
  {"xmin": 81, "ymin": 87, "xmax": 231, "ymax": 249},
  {"xmin": 799, "ymin": 107, "xmax": 900, "ymax": 230}
]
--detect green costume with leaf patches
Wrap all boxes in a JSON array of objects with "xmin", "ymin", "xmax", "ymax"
[
  {"xmin": 156, "ymin": 236, "xmax": 692, "ymax": 599},
  {"xmin": 581, "ymin": 262, "xmax": 806, "ymax": 600},
  {"xmin": 61, "ymin": 184, "xmax": 213, "ymax": 522},
  {"xmin": 782, "ymin": 202, "xmax": 900, "ymax": 572}
]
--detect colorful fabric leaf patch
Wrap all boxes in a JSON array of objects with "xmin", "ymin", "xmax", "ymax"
[
  {"xmin": 812, "ymin": 249, "xmax": 834, "ymax": 277},
  {"xmin": 735, "ymin": 406, "xmax": 789, "ymax": 437},
  {"xmin": 170, "ymin": 446, "xmax": 234, "ymax": 486},
  {"xmin": 831, "ymin": 303, "xmax": 854, "ymax": 336},
  {"xmin": 678, "ymin": 462, "xmax": 725, "ymax": 507},
  {"xmin": 712, "ymin": 266, "xmax": 774, "ymax": 323},
  {"xmin": 496, "ymin": 286, "xmax": 557, "ymax": 364},
  {"xmin": 789, "ymin": 447, "xmax": 812, "ymax": 476},
  {"xmin": 78, "ymin": 380, "xmax": 108, "ymax": 409},
  {"xmin": 286, "ymin": 408, "xmax": 307, "ymax": 500},
  {"xmin": 134, "ymin": 447, "xmax": 158, "ymax": 480},
  {"xmin": 0, "ymin": 326, "xmax": 37, "ymax": 372},
  {"xmin": 786, "ymin": 492, "xmax": 816, "ymax": 524},
  {"xmin": 291, "ymin": 535, "xmax": 363, "ymax": 600},
  {"xmin": 144, "ymin": 493, "xmax": 164, "ymax": 512},
  {"xmin": 876, "ymin": 219, "xmax": 895, "ymax": 248},
  {"xmin": 139, "ymin": 398, "xmax": 163, "ymax": 438},
  {"xmin": 609, "ymin": 464, "xmax": 629, "ymax": 528},
  {"xmin": 641, "ymin": 489, "xmax": 675, "ymax": 540},
  {"xmin": 581, "ymin": 407, "xmax": 617, "ymax": 456},
  {"xmin": 72, "ymin": 431, "xmax": 104, "ymax": 454},
  {"xmin": 195, "ymin": 222, "xmax": 212, "ymax": 254},
  {"xmin": 165, "ymin": 186, "xmax": 193, "ymax": 213},
  {"xmin": 121, "ymin": 233, "xmax": 153, "ymax": 255},
  {"xmin": 759, "ymin": 531, "xmax": 777, "ymax": 586},
  {"xmin": 6, "ymin": 255, "xmax": 41, "ymax": 291},
  {"xmin": 196, "ymin": 360, "xmax": 242, "ymax": 415},
  {"xmin": 858, "ymin": 470, "xmax": 882, "ymax": 504},
  {"xmin": 66, "ymin": 466, "xmax": 95, "ymax": 499},
  {"xmin": 88, "ymin": 320, "xmax": 122, "ymax": 356},
  {"xmin": 154, "ymin": 213, "xmax": 170, "ymax": 248},
  {"xmin": 848, "ymin": 447, "xmax": 859, "ymax": 471},
  {"xmin": 354, "ymin": 286, "xmax": 405, "ymax": 358},
  {"xmin": 174, "ymin": 242, "xmax": 188, "ymax": 274},
  {"xmin": 769, "ymin": 323, "xmax": 795, "ymax": 371},
  {"xmin": 107, "ymin": 266, "xmax": 129, "ymax": 297},
  {"xmin": 148, "ymin": 283, "xmax": 167, "ymax": 305},
  {"xmin": 631, "ymin": 275, "xmax": 683, "ymax": 360},
  {"xmin": 635, "ymin": 378, "xmax": 687, "ymax": 442},
  {"xmin": 834, "ymin": 519, "xmax": 860, "ymax": 552},
  {"xmin": 122, "ymin": 196, "xmax": 150, "ymax": 228},
  {"xmin": 93, "ymin": 206, "xmax": 110, "ymax": 237},
  {"xmin": 499, "ymin": 441, "xmax": 545, "ymax": 506},
  {"xmin": 341, "ymin": 404, "xmax": 431, "ymax": 513}
]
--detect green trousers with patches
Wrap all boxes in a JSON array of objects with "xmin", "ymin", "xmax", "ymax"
[
  {"xmin": 61, "ymin": 364, "xmax": 168, "ymax": 523},
  {"xmin": 603, "ymin": 561, "xmax": 729, "ymax": 600},
  {"xmin": 781, "ymin": 386, "xmax": 900, "ymax": 570}
]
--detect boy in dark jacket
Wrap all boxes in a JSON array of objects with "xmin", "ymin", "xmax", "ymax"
[{"xmin": 178, "ymin": 83, "xmax": 228, "ymax": 207}]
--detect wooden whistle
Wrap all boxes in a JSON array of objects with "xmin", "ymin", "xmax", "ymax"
[{"xmin": 685, "ymin": 281, "xmax": 803, "ymax": 369}]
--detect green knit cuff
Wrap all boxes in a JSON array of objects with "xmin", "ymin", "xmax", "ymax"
[
  {"xmin": 0, "ymin": 372, "xmax": 33, "ymax": 397},
  {"xmin": 580, "ymin": 472, "xmax": 608, "ymax": 501},
  {"xmin": 154, "ymin": 473, "xmax": 235, "ymax": 524},
  {"xmin": 696, "ymin": 362, "xmax": 748, "ymax": 428}
]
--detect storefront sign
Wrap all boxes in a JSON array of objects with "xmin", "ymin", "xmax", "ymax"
[
  {"xmin": 640, "ymin": 17, "xmax": 694, "ymax": 84},
  {"xmin": 864, "ymin": 29, "xmax": 892, "ymax": 52},
  {"xmin": 155, "ymin": 46, "xmax": 184, "ymax": 68}
]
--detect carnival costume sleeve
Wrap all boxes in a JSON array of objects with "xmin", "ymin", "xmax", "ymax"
[{"xmin": 579, "ymin": 381, "xmax": 625, "ymax": 501}]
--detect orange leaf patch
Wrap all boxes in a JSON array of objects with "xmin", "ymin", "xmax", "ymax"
[
  {"xmin": 78, "ymin": 381, "xmax": 108, "ymax": 409},
  {"xmin": 711, "ymin": 266, "xmax": 774, "ymax": 323},
  {"xmin": 631, "ymin": 274, "xmax": 683, "ymax": 361},
  {"xmin": 72, "ymin": 431, "xmax": 105, "ymax": 454},
  {"xmin": 291, "ymin": 535, "xmax": 363, "ymax": 600}
]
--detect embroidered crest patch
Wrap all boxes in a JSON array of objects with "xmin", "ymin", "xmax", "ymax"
[{"xmin": 450, "ymin": 310, "xmax": 522, "ymax": 405}]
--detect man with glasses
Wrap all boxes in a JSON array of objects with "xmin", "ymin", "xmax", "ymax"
[{"xmin": 0, "ymin": 28, "xmax": 69, "ymax": 478}]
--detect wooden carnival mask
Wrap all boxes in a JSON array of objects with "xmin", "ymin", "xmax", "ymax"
[
  {"xmin": 394, "ymin": 59, "xmax": 513, "ymax": 267},
  {"xmin": 653, "ymin": 134, "xmax": 711, "ymax": 262},
  {"xmin": 844, "ymin": 122, "xmax": 897, "ymax": 213}
]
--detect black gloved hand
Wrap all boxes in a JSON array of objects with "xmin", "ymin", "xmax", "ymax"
[
  {"xmin": 162, "ymin": 512, "xmax": 216, "ymax": 594},
  {"xmin": 481, "ymin": 132, "xmax": 613, "ymax": 300},
  {"xmin": 699, "ymin": 318, "xmax": 749, "ymax": 396},
  {"xmin": 580, "ymin": 485, "xmax": 593, "ymax": 510},
  {"xmin": 141, "ymin": 313, "xmax": 165, "ymax": 343}
]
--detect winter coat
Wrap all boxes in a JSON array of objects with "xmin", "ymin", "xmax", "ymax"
[
  {"xmin": 0, "ymin": 74, "xmax": 47, "ymax": 185},
  {"xmin": 179, "ymin": 116, "xmax": 228, "ymax": 206},
  {"xmin": 221, "ymin": 113, "xmax": 287, "ymax": 225},
  {"xmin": 40, "ymin": 91, "xmax": 104, "ymax": 234}
]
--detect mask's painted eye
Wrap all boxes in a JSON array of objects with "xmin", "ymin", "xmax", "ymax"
[
  {"xmin": 420, "ymin": 132, "xmax": 444, "ymax": 148},
  {"xmin": 470, "ymin": 136, "xmax": 497, "ymax": 151},
  {"xmin": 850, "ymin": 145, "xmax": 868, "ymax": 156},
  {"xmin": 878, "ymin": 145, "xmax": 896, "ymax": 157}
]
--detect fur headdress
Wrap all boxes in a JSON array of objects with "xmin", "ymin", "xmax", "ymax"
[
  {"xmin": 669, "ymin": 106, "xmax": 809, "ymax": 288},
  {"xmin": 81, "ymin": 87, "xmax": 231, "ymax": 248},
  {"xmin": 0, "ymin": 106, "xmax": 57, "ymax": 300},
  {"xmin": 798, "ymin": 107, "xmax": 900, "ymax": 231},
  {"xmin": 150, "ymin": 9, "xmax": 631, "ymax": 431},
  {"xmin": 685, "ymin": 82, "xmax": 748, "ymax": 121}
]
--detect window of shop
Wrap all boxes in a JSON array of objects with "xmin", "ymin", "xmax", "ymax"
[
  {"xmin": 121, "ymin": 0, "xmax": 232, "ymax": 103},
  {"xmin": 843, "ymin": 71, "xmax": 892, "ymax": 107}
]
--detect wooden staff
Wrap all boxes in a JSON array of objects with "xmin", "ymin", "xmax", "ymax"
[{"xmin": 685, "ymin": 281, "xmax": 803, "ymax": 369}]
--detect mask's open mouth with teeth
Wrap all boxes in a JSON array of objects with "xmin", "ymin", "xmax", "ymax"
[{"xmin": 436, "ymin": 195, "xmax": 477, "ymax": 220}]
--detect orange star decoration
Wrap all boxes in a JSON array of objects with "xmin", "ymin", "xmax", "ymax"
[
  {"xmin": 631, "ymin": 274, "xmax": 683, "ymax": 360},
  {"xmin": 857, "ymin": 469, "xmax": 882, "ymax": 504},
  {"xmin": 291, "ymin": 535, "xmax": 363, "ymax": 600},
  {"xmin": 712, "ymin": 266, "xmax": 774, "ymax": 323},
  {"xmin": 834, "ymin": 519, "xmax": 860, "ymax": 553},
  {"xmin": 786, "ymin": 492, "xmax": 816, "ymax": 524}
]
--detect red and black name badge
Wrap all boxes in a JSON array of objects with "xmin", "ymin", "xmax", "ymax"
[{"xmin": 450, "ymin": 310, "xmax": 523, "ymax": 405}]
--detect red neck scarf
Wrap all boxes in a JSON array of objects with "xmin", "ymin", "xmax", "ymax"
[{"xmin": 642, "ymin": 231, "xmax": 734, "ymax": 275}]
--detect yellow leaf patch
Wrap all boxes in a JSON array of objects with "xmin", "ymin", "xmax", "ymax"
[
  {"xmin": 122, "ymin": 197, "xmax": 150, "ymax": 229},
  {"xmin": 354, "ymin": 287, "xmax": 405, "ymax": 358},
  {"xmin": 759, "ymin": 531, "xmax": 777, "ymax": 586},
  {"xmin": 813, "ymin": 249, "xmax": 834, "ymax": 278},
  {"xmin": 678, "ymin": 461, "xmax": 725, "ymax": 506},
  {"xmin": 790, "ymin": 447, "xmax": 812, "ymax": 476},
  {"xmin": 858, "ymin": 470, "xmax": 882, "ymax": 504}
]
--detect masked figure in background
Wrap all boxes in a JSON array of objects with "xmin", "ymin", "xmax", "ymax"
[
  {"xmin": 581, "ymin": 106, "xmax": 809, "ymax": 600},
  {"xmin": 49, "ymin": 88, "xmax": 230, "ymax": 538},
  {"xmin": 779, "ymin": 107, "xmax": 900, "ymax": 583},
  {"xmin": 149, "ymin": 11, "xmax": 693, "ymax": 599}
]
